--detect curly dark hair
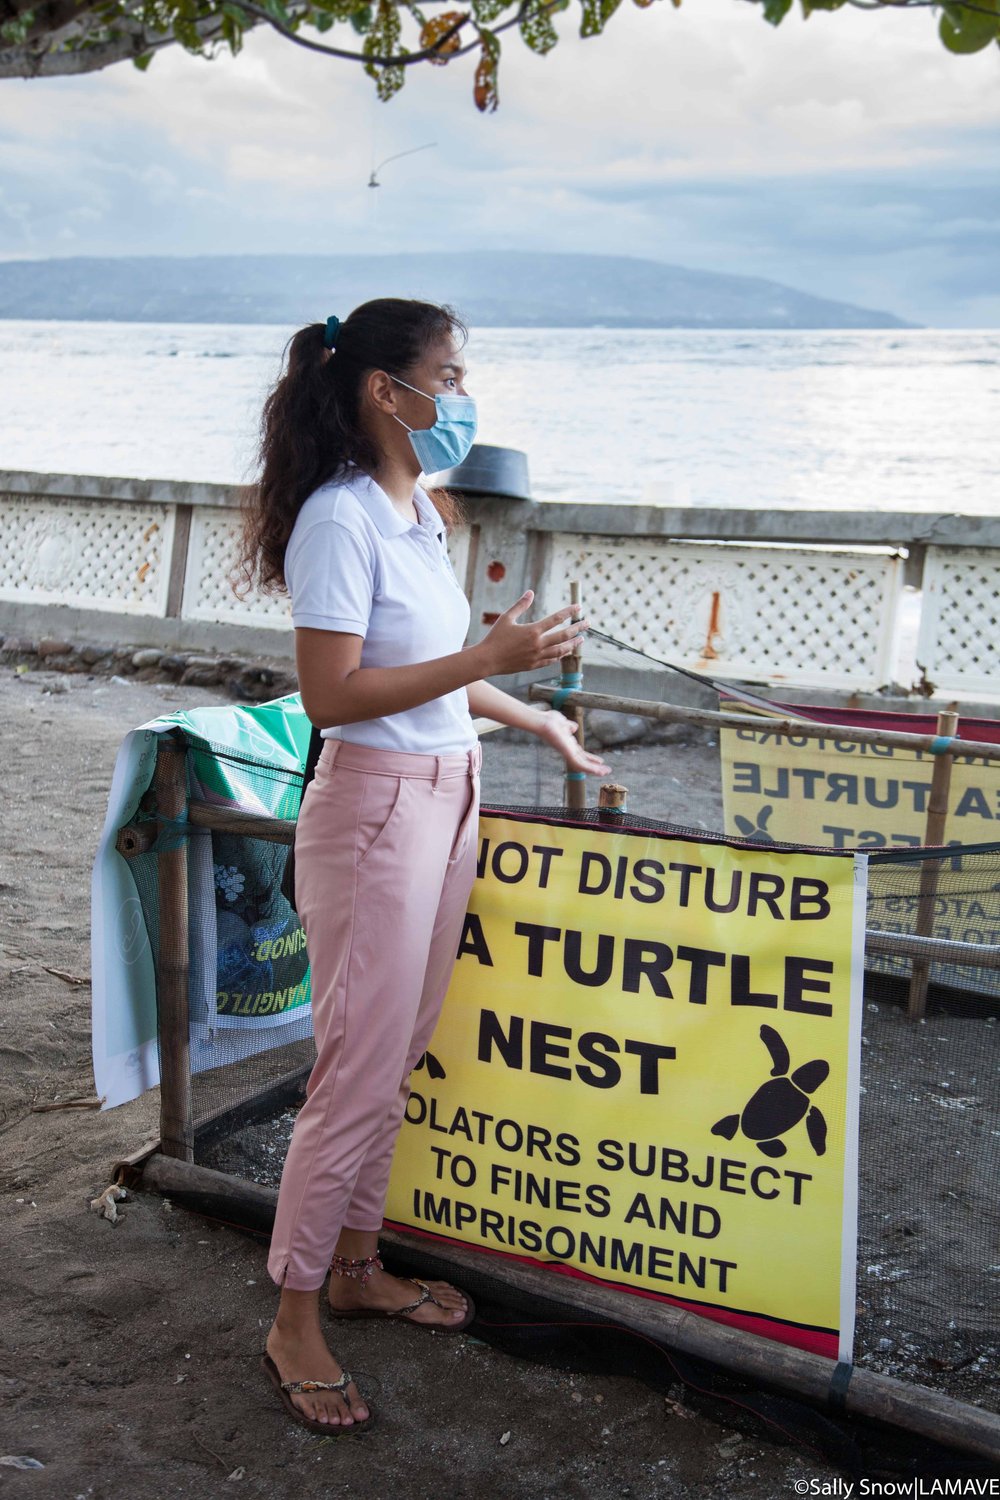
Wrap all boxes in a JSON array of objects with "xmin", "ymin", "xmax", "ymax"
[{"xmin": 233, "ymin": 297, "xmax": 469, "ymax": 599}]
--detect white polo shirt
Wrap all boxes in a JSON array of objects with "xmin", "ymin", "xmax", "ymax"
[{"xmin": 283, "ymin": 467, "xmax": 478, "ymax": 754}]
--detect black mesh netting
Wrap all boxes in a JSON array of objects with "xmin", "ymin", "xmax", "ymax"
[{"xmin": 118, "ymin": 739, "xmax": 999, "ymax": 1467}]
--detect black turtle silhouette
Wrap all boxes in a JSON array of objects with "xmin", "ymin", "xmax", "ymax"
[
  {"xmin": 733, "ymin": 805, "xmax": 776, "ymax": 845},
  {"xmin": 712, "ymin": 1024, "xmax": 828, "ymax": 1158}
]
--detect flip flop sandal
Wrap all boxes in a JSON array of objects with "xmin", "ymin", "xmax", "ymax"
[
  {"xmin": 260, "ymin": 1352, "xmax": 375, "ymax": 1436},
  {"xmin": 329, "ymin": 1277, "xmax": 476, "ymax": 1336}
]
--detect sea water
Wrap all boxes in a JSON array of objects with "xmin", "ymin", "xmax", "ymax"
[{"xmin": 5, "ymin": 321, "xmax": 998, "ymax": 511}]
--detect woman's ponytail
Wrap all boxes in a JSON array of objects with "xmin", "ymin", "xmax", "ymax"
[{"xmin": 234, "ymin": 298, "xmax": 467, "ymax": 601}]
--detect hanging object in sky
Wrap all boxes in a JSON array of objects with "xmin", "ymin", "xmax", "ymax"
[{"xmin": 368, "ymin": 142, "xmax": 438, "ymax": 188}]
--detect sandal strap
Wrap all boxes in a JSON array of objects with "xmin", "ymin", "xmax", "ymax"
[
  {"xmin": 282, "ymin": 1369, "xmax": 354, "ymax": 1396},
  {"xmin": 391, "ymin": 1278, "xmax": 446, "ymax": 1318}
]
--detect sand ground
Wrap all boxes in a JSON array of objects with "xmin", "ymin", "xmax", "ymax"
[{"xmin": 0, "ymin": 665, "xmax": 994, "ymax": 1500}]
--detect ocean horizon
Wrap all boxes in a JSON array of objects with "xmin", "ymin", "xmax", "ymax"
[{"xmin": 7, "ymin": 321, "xmax": 999, "ymax": 513}]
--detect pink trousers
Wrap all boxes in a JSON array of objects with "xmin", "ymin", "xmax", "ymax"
[{"xmin": 267, "ymin": 734, "xmax": 482, "ymax": 1291}]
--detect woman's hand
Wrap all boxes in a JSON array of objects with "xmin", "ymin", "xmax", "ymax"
[
  {"xmin": 537, "ymin": 710, "xmax": 613, "ymax": 778},
  {"xmin": 476, "ymin": 590, "xmax": 587, "ymax": 677}
]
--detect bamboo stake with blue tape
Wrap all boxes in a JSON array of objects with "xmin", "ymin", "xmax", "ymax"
[
  {"xmin": 154, "ymin": 731, "xmax": 194, "ymax": 1162},
  {"xmin": 550, "ymin": 580, "xmax": 587, "ymax": 810},
  {"xmin": 907, "ymin": 707, "xmax": 960, "ymax": 1020}
]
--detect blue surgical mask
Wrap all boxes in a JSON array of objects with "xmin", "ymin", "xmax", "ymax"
[{"xmin": 391, "ymin": 375, "xmax": 478, "ymax": 474}]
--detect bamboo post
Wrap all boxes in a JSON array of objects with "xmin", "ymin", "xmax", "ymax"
[
  {"xmin": 598, "ymin": 783, "xmax": 629, "ymax": 818},
  {"xmin": 561, "ymin": 579, "xmax": 587, "ymax": 812},
  {"xmin": 907, "ymin": 708, "xmax": 960, "ymax": 1020},
  {"xmin": 154, "ymin": 734, "xmax": 193, "ymax": 1163},
  {"xmin": 526, "ymin": 683, "xmax": 1000, "ymax": 763},
  {"xmin": 115, "ymin": 824, "xmax": 155, "ymax": 857}
]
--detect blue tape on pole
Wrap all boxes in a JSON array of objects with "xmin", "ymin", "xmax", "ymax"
[
  {"xmin": 930, "ymin": 736, "xmax": 956, "ymax": 755},
  {"xmin": 565, "ymin": 771, "xmax": 586, "ymax": 781},
  {"xmin": 552, "ymin": 672, "xmax": 583, "ymax": 712}
]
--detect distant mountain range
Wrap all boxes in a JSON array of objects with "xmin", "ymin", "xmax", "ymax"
[{"xmin": 0, "ymin": 253, "xmax": 914, "ymax": 330}]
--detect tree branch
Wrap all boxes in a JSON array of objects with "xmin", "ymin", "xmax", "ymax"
[
  {"xmin": 218, "ymin": 0, "xmax": 549, "ymax": 67},
  {"xmin": 0, "ymin": 8, "xmax": 225, "ymax": 76}
]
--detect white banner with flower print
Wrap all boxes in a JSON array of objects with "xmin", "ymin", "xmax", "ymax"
[{"xmin": 91, "ymin": 693, "xmax": 315, "ymax": 1110}]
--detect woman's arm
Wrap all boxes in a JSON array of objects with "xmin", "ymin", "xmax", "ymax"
[
  {"xmin": 467, "ymin": 679, "xmax": 613, "ymax": 778},
  {"xmin": 295, "ymin": 590, "xmax": 585, "ymax": 729}
]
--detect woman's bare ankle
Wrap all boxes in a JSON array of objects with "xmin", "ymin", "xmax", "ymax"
[{"xmin": 271, "ymin": 1285, "xmax": 324, "ymax": 1337}]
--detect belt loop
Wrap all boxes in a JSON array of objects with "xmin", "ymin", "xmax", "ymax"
[{"xmin": 433, "ymin": 754, "xmax": 444, "ymax": 793}]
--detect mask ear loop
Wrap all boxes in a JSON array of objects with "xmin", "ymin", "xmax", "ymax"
[
  {"xmin": 390, "ymin": 374, "xmax": 438, "ymax": 405},
  {"xmin": 389, "ymin": 375, "xmax": 437, "ymax": 439}
]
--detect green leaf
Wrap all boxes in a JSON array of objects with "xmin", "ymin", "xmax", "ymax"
[
  {"xmin": 132, "ymin": 48, "xmax": 155, "ymax": 67},
  {"xmin": 0, "ymin": 9, "xmax": 35, "ymax": 44},
  {"xmin": 519, "ymin": 0, "xmax": 558, "ymax": 51},
  {"xmin": 762, "ymin": 0, "xmax": 793, "ymax": 23},
  {"xmin": 471, "ymin": 0, "xmax": 510, "ymax": 23},
  {"xmin": 580, "ymin": 0, "xmax": 623, "ymax": 38},
  {"xmin": 363, "ymin": 0, "xmax": 406, "ymax": 96},
  {"xmin": 939, "ymin": 0, "xmax": 998, "ymax": 51},
  {"xmin": 263, "ymin": 0, "xmax": 294, "ymax": 27},
  {"xmin": 473, "ymin": 23, "xmax": 500, "ymax": 109},
  {"xmin": 349, "ymin": 2, "xmax": 373, "ymax": 29}
]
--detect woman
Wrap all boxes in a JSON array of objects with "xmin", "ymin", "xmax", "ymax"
[{"xmin": 237, "ymin": 297, "xmax": 611, "ymax": 1437}]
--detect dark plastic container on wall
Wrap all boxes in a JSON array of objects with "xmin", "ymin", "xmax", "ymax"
[{"xmin": 433, "ymin": 444, "xmax": 531, "ymax": 502}]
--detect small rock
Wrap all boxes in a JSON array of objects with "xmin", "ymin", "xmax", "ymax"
[
  {"xmin": 37, "ymin": 637, "xmax": 74, "ymax": 658},
  {"xmin": 585, "ymin": 710, "xmax": 649, "ymax": 748},
  {"xmin": 182, "ymin": 665, "xmax": 222, "ymax": 687},
  {"xmin": 499, "ymin": 1431, "xmax": 511, "ymax": 1446},
  {"xmin": 79, "ymin": 644, "xmax": 112, "ymax": 665},
  {"xmin": 159, "ymin": 654, "xmax": 188, "ymax": 677},
  {"xmin": 90, "ymin": 1184, "xmax": 127, "ymax": 1224},
  {"xmin": 109, "ymin": 675, "xmax": 134, "ymax": 688},
  {"xmin": 571, "ymin": 1391, "xmax": 583, "ymax": 1403},
  {"xmin": 132, "ymin": 648, "xmax": 164, "ymax": 668},
  {"xmin": 1, "ymin": 636, "xmax": 37, "ymax": 655},
  {"xmin": 0, "ymin": 1457, "xmax": 45, "ymax": 1471},
  {"xmin": 646, "ymin": 722, "xmax": 687, "ymax": 745},
  {"xmin": 226, "ymin": 1467, "xmax": 245, "ymax": 1482}
]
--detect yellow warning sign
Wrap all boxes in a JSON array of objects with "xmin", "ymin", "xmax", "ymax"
[
  {"xmin": 386, "ymin": 811, "xmax": 865, "ymax": 1359},
  {"xmin": 721, "ymin": 725, "xmax": 1000, "ymax": 853}
]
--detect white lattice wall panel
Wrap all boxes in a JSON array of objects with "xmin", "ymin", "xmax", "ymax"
[
  {"xmin": 543, "ymin": 536, "xmax": 902, "ymax": 690},
  {"xmin": 916, "ymin": 547, "xmax": 1000, "ymax": 697},
  {"xmin": 0, "ymin": 493, "xmax": 174, "ymax": 615},
  {"xmin": 184, "ymin": 508, "xmax": 292, "ymax": 626},
  {"xmin": 184, "ymin": 507, "xmax": 473, "ymax": 628}
]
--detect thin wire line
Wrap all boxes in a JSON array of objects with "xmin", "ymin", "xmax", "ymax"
[{"xmin": 565, "ymin": 626, "xmax": 799, "ymax": 719}]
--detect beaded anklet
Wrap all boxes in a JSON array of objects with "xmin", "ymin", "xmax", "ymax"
[{"xmin": 330, "ymin": 1252, "xmax": 383, "ymax": 1291}]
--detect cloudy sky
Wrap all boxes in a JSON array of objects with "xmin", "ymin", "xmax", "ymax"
[{"xmin": 0, "ymin": 0, "xmax": 998, "ymax": 326}]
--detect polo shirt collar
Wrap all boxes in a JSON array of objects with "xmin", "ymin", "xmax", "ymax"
[
  {"xmin": 413, "ymin": 485, "xmax": 446, "ymax": 543},
  {"xmin": 346, "ymin": 470, "xmax": 408, "ymax": 538},
  {"xmin": 348, "ymin": 468, "xmax": 444, "ymax": 543}
]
